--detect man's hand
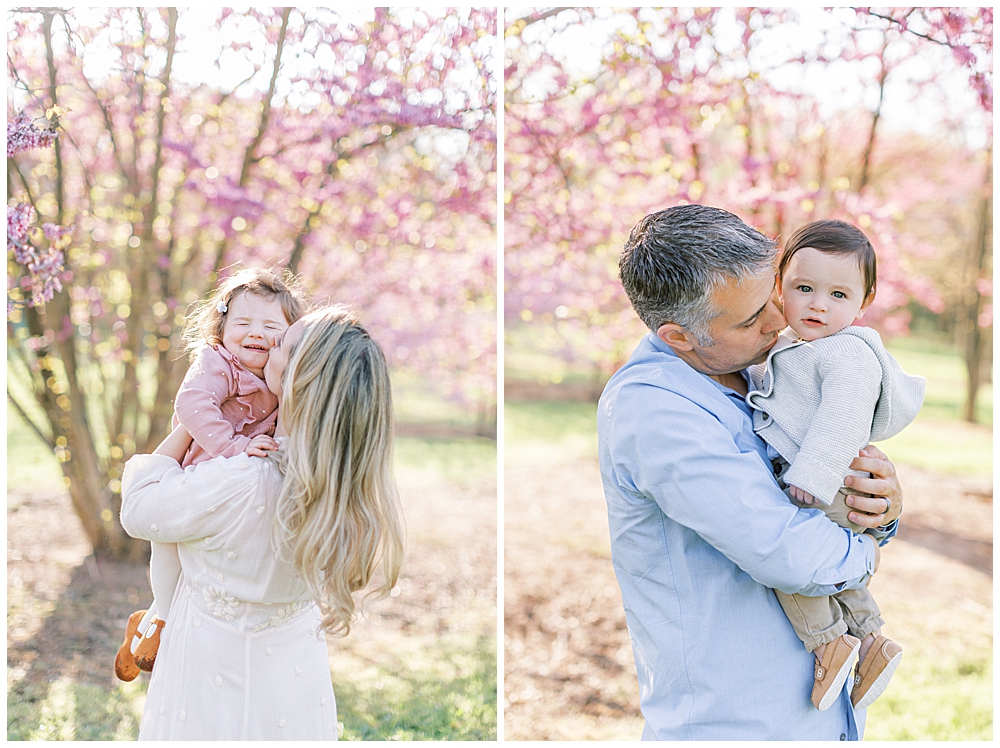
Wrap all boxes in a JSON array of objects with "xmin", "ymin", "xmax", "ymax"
[
  {"xmin": 245, "ymin": 434, "xmax": 279, "ymax": 458},
  {"xmin": 843, "ymin": 444, "xmax": 902, "ymax": 528},
  {"xmin": 788, "ymin": 484, "xmax": 816, "ymax": 504}
]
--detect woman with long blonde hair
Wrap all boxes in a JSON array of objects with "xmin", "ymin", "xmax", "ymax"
[{"xmin": 120, "ymin": 305, "xmax": 404, "ymax": 740}]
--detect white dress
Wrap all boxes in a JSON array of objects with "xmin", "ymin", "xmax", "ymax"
[{"xmin": 121, "ymin": 450, "xmax": 337, "ymax": 741}]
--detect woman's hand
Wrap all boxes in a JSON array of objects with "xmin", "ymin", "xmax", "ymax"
[
  {"xmin": 153, "ymin": 424, "xmax": 194, "ymax": 463},
  {"xmin": 843, "ymin": 444, "xmax": 902, "ymax": 528}
]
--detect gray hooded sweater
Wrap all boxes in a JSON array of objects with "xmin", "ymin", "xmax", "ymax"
[{"xmin": 745, "ymin": 326, "xmax": 925, "ymax": 506}]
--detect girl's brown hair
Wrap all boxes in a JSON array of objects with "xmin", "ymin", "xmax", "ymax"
[
  {"xmin": 778, "ymin": 220, "xmax": 877, "ymax": 303},
  {"xmin": 181, "ymin": 266, "xmax": 308, "ymax": 358}
]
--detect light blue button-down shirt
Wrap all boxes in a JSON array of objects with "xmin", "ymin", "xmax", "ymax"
[{"xmin": 598, "ymin": 333, "xmax": 894, "ymax": 740}]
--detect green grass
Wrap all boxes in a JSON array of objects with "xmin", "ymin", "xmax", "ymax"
[
  {"xmin": 395, "ymin": 436, "xmax": 497, "ymax": 483},
  {"xmin": 7, "ymin": 678, "xmax": 146, "ymax": 741},
  {"xmin": 875, "ymin": 339, "xmax": 993, "ymax": 476},
  {"xmin": 334, "ymin": 631, "xmax": 496, "ymax": 740},
  {"xmin": 6, "ymin": 409, "xmax": 64, "ymax": 492},
  {"xmin": 864, "ymin": 654, "xmax": 993, "ymax": 740}
]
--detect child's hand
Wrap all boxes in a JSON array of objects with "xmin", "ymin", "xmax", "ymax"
[
  {"xmin": 788, "ymin": 484, "xmax": 816, "ymax": 504},
  {"xmin": 244, "ymin": 435, "xmax": 279, "ymax": 458}
]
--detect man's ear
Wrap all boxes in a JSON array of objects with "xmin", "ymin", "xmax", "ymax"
[{"xmin": 656, "ymin": 322, "xmax": 695, "ymax": 352}]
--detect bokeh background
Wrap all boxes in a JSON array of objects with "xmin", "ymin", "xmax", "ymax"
[
  {"xmin": 8, "ymin": 7, "xmax": 496, "ymax": 740},
  {"xmin": 503, "ymin": 7, "xmax": 991, "ymax": 741}
]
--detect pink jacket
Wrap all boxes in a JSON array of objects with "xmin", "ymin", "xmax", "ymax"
[{"xmin": 173, "ymin": 344, "xmax": 279, "ymax": 468}]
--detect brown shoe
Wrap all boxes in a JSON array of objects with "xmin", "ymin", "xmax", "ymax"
[
  {"xmin": 811, "ymin": 633, "xmax": 861, "ymax": 711},
  {"xmin": 134, "ymin": 617, "xmax": 165, "ymax": 672},
  {"xmin": 114, "ymin": 609, "xmax": 146, "ymax": 682},
  {"xmin": 851, "ymin": 635, "xmax": 903, "ymax": 710}
]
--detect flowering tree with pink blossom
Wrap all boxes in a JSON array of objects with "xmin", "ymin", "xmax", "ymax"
[
  {"xmin": 7, "ymin": 7, "xmax": 496, "ymax": 558},
  {"xmin": 504, "ymin": 7, "xmax": 990, "ymax": 418},
  {"xmin": 7, "ymin": 111, "xmax": 68, "ymax": 310}
]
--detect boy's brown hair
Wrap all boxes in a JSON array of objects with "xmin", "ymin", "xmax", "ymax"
[
  {"xmin": 181, "ymin": 266, "xmax": 308, "ymax": 359},
  {"xmin": 778, "ymin": 220, "xmax": 877, "ymax": 303}
]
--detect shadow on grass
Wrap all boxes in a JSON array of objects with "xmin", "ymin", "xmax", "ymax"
[
  {"xmin": 7, "ymin": 558, "xmax": 150, "ymax": 741},
  {"xmin": 335, "ymin": 632, "xmax": 497, "ymax": 741}
]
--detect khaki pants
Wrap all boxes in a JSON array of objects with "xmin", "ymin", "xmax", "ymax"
[{"xmin": 773, "ymin": 458, "xmax": 884, "ymax": 652}]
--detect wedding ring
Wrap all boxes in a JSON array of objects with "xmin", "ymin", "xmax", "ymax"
[{"xmin": 883, "ymin": 497, "xmax": 891, "ymax": 516}]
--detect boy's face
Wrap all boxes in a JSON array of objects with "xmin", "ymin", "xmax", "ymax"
[
  {"xmin": 778, "ymin": 247, "xmax": 871, "ymax": 341},
  {"xmin": 221, "ymin": 291, "xmax": 289, "ymax": 378}
]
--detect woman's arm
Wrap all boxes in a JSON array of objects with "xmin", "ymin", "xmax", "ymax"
[{"xmin": 120, "ymin": 451, "xmax": 262, "ymax": 544}]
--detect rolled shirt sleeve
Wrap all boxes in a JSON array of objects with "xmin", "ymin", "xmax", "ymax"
[{"xmin": 120, "ymin": 452, "xmax": 261, "ymax": 544}]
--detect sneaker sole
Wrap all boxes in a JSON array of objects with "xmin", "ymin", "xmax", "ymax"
[
  {"xmin": 817, "ymin": 648, "xmax": 859, "ymax": 711},
  {"xmin": 852, "ymin": 651, "xmax": 903, "ymax": 710}
]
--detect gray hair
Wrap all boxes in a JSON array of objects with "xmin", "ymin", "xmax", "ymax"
[{"xmin": 619, "ymin": 204, "xmax": 777, "ymax": 345}]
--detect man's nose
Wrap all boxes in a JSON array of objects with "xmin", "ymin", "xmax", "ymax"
[{"xmin": 761, "ymin": 300, "xmax": 785, "ymax": 334}]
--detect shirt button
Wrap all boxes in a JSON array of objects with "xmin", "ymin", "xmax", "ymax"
[
  {"xmin": 840, "ymin": 735, "xmax": 847, "ymax": 741},
  {"xmin": 266, "ymin": 647, "xmax": 273, "ymax": 655},
  {"xmin": 762, "ymin": 413, "xmax": 770, "ymax": 421},
  {"xmin": 215, "ymin": 676, "xmax": 223, "ymax": 687},
  {"xmin": 150, "ymin": 524, "xmax": 158, "ymax": 532}
]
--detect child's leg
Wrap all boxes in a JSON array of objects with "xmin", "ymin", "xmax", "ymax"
[
  {"xmin": 132, "ymin": 542, "xmax": 180, "ymax": 653},
  {"xmin": 773, "ymin": 590, "xmax": 848, "ymax": 653},
  {"xmin": 775, "ymin": 590, "xmax": 860, "ymax": 710}
]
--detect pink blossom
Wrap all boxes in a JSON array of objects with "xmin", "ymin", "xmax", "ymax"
[{"xmin": 6, "ymin": 111, "xmax": 58, "ymax": 157}]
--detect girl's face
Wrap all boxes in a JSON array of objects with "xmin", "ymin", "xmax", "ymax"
[
  {"xmin": 263, "ymin": 318, "xmax": 304, "ymax": 399},
  {"xmin": 778, "ymin": 247, "xmax": 872, "ymax": 342},
  {"xmin": 221, "ymin": 291, "xmax": 288, "ymax": 378}
]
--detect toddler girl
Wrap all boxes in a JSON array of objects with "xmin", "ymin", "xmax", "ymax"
[
  {"xmin": 115, "ymin": 266, "xmax": 306, "ymax": 681},
  {"xmin": 745, "ymin": 220, "xmax": 924, "ymax": 712}
]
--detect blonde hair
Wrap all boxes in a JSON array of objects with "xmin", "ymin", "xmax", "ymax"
[
  {"xmin": 181, "ymin": 266, "xmax": 307, "ymax": 359},
  {"xmin": 271, "ymin": 305, "xmax": 404, "ymax": 637}
]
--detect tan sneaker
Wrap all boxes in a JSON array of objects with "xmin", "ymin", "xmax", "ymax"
[
  {"xmin": 851, "ymin": 635, "xmax": 903, "ymax": 710},
  {"xmin": 811, "ymin": 633, "xmax": 861, "ymax": 711},
  {"xmin": 114, "ymin": 609, "xmax": 146, "ymax": 682},
  {"xmin": 134, "ymin": 617, "xmax": 165, "ymax": 672}
]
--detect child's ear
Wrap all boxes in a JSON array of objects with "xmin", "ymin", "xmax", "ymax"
[{"xmin": 857, "ymin": 292, "xmax": 875, "ymax": 319}]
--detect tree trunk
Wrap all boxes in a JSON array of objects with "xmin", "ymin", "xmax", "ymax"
[
  {"xmin": 961, "ymin": 147, "xmax": 992, "ymax": 422},
  {"xmin": 857, "ymin": 38, "xmax": 890, "ymax": 192}
]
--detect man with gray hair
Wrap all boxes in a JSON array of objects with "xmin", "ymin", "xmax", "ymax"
[{"xmin": 598, "ymin": 204, "xmax": 903, "ymax": 740}]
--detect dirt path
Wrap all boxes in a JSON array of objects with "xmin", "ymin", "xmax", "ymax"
[
  {"xmin": 7, "ymin": 450, "xmax": 497, "ymax": 740},
  {"xmin": 503, "ymin": 456, "xmax": 992, "ymax": 740}
]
